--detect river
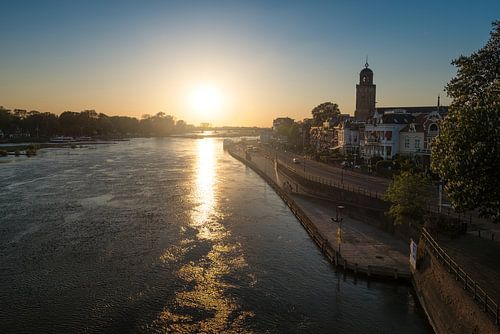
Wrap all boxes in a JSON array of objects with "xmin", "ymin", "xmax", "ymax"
[{"xmin": 0, "ymin": 138, "xmax": 431, "ymax": 333}]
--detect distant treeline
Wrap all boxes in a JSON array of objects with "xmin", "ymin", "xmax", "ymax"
[{"xmin": 0, "ymin": 107, "xmax": 195, "ymax": 140}]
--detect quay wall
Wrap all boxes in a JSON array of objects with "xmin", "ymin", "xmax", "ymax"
[{"xmin": 414, "ymin": 234, "xmax": 498, "ymax": 334}]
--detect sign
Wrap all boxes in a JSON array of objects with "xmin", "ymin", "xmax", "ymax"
[{"xmin": 409, "ymin": 239, "xmax": 417, "ymax": 270}]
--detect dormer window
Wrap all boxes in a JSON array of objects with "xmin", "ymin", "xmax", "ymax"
[{"xmin": 429, "ymin": 123, "xmax": 438, "ymax": 132}]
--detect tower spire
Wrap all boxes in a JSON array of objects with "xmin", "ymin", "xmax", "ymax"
[
  {"xmin": 437, "ymin": 95, "xmax": 440, "ymax": 111},
  {"xmin": 365, "ymin": 55, "xmax": 369, "ymax": 68}
]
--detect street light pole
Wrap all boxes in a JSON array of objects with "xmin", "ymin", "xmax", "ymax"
[{"xmin": 331, "ymin": 205, "xmax": 345, "ymax": 257}]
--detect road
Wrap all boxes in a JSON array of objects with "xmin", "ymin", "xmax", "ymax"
[{"xmin": 260, "ymin": 145, "xmax": 390, "ymax": 196}]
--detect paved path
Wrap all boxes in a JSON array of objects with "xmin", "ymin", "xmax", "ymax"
[
  {"xmin": 230, "ymin": 144, "xmax": 410, "ymax": 278},
  {"xmin": 440, "ymin": 234, "xmax": 500, "ymax": 304},
  {"xmin": 291, "ymin": 194, "xmax": 410, "ymax": 274}
]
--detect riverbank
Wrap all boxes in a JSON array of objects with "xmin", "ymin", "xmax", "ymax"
[{"xmin": 227, "ymin": 144, "xmax": 411, "ymax": 281}]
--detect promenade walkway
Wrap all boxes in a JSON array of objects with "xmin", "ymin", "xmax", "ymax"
[{"xmin": 229, "ymin": 144, "xmax": 410, "ymax": 279}]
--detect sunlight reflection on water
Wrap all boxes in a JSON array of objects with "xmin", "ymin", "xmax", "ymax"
[{"xmin": 155, "ymin": 138, "xmax": 254, "ymax": 332}]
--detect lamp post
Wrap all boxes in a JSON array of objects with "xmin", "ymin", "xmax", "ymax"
[{"xmin": 331, "ymin": 205, "xmax": 345, "ymax": 257}]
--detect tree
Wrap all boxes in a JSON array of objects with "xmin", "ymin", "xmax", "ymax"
[
  {"xmin": 311, "ymin": 102, "xmax": 340, "ymax": 126},
  {"xmin": 385, "ymin": 171, "xmax": 433, "ymax": 226},
  {"xmin": 431, "ymin": 21, "xmax": 500, "ymax": 222}
]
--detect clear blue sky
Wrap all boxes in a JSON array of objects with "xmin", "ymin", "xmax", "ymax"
[{"xmin": 0, "ymin": 0, "xmax": 498, "ymax": 126}]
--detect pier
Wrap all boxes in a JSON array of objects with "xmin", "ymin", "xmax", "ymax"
[{"xmin": 227, "ymin": 143, "xmax": 410, "ymax": 280}]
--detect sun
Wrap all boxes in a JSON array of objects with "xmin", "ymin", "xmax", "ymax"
[{"xmin": 189, "ymin": 84, "xmax": 223, "ymax": 116}]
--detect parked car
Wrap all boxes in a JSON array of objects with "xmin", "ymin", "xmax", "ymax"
[{"xmin": 292, "ymin": 158, "xmax": 300, "ymax": 164}]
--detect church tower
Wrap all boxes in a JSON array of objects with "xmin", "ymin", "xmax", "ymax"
[{"xmin": 355, "ymin": 60, "xmax": 376, "ymax": 121}]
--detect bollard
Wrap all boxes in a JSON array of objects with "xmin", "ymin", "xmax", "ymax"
[
  {"xmin": 367, "ymin": 265, "xmax": 371, "ymax": 277},
  {"xmin": 343, "ymin": 259, "xmax": 347, "ymax": 270},
  {"xmin": 355, "ymin": 263, "xmax": 358, "ymax": 275},
  {"xmin": 394, "ymin": 268, "xmax": 398, "ymax": 279}
]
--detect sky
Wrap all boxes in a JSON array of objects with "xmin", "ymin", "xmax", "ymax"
[{"xmin": 0, "ymin": 1, "xmax": 498, "ymax": 127}]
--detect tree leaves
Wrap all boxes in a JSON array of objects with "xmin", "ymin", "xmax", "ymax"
[
  {"xmin": 432, "ymin": 21, "xmax": 500, "ymax": 222},
  {"xmin": 311, "ymin": 102, "xmax": 340, "ymax": 126},
  {"xmin": 385, "ymin": 172, "xmax": 433, "ymax": 226}
]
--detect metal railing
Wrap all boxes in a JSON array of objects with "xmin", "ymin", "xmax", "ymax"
[
  {"xmin": 421, "ymin": 228, "xmax": 499, "ymax": 326},
  {"xmin": 276, "ymin": 159, "xmax": 384, "ymax": 200},
  {"xmin": 276, "ymin": 158, "xmax": 476, "ymax": 224}
]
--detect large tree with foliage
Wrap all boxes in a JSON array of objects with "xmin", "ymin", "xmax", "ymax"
[
  {"xmin": 385, "ymin": 172, "xmax": 434, "ymax": 226},
  {"xmin": 311, "ymin": 102, "xmax": 340, "ymax": 126},
  {"xmin": 431, "ymin": 21, "xmax": 500, "ymax": 222}
]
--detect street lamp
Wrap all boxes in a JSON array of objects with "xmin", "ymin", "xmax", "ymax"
[{"xmin": 331, "ymin": 205, "xmax": 345, "ymax": 257}]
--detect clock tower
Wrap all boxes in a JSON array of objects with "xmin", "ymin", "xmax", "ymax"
[{"xmin": 355, "ymin": 61, "xmax": 376, "ymax": 121}]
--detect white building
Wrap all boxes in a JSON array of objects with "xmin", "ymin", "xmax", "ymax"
[
  {"xmin": 399, "ymin": 123, "xmax": 425, "ymax": 156},
  {"xmin": 336, "ymin": 120, "xmax": 363, "ymax": 155},
  {"xmin": 362, "ymin": 110, "xmax": 414, "ymax": 160}
]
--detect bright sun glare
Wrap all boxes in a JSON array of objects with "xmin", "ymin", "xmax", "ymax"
[{"xmin": 189, "ymin": 84, "xmax": 223, "ymax": 116}]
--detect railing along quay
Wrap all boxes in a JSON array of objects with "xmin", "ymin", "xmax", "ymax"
[
  {"xmin": 421, "ymin": 228, "xmax": 499, "ymax": 326},
  {"xmin": 276, "ymin": 159, "xmax": 476, "ymax": 223},
  {"xmin": 277, "ymin": 160, "xmax": 383, "ymax": 200},
  {"xmin": 227, "ymin": 146, "xmax": 409, "ymax": 280}
]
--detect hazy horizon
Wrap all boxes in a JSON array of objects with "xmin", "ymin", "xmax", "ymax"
[{"xmin": 1, "ymin": 0, "xmax": 498, "ymax": 127}]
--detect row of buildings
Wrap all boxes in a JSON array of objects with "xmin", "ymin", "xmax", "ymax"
[{"xmin": 268, "ymin": 62, "xmax": 448, "ymax": 165}]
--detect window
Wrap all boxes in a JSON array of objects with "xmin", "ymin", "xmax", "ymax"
[
  {"xmin": 415, "ymin": 138, "xmax": 420, "ymax": 149},
  {"xmin": 404, "ymin": 137, "xmax": 410, "ymax": 148},
  {"xmin": 429, "ymin": 124, "xmax": 438, "ymax": 132}
]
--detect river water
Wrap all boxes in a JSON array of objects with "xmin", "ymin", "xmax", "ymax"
[{"xmin": 0, "ymin": 138, "xmax": 431, "ymax": 333}]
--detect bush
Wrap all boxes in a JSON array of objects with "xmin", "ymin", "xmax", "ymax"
[
  {"xmin": 0, "ymin": 150, "xmax": 7, "ymax": 157},
  {"xmin": 376, "ymin": 160, "xmax": 393, "ymax": 171},
  {"xmin": 370, "ymin": 156, "xmax": 383, "ymax": 166}
]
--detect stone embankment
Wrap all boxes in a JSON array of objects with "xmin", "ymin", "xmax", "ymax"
[
  {"xmin": 414, "ymin": 228, "xmax": 499, "ymax": 333},
  {"xmin": 227, "ymin": 144, "xmax": 410, "ymax": 280}
]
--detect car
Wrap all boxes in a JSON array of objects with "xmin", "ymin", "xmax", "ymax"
[{"xmin": 292, "ymin": 158, "xmax": 300, "ymax": 164}]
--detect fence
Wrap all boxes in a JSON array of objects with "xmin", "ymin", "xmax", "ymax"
[
  {"xmin": 421, "ymin": 227, "xmax": 499, "ymax": 326},
  {"xmin": 276, "ymin": 160, "xmax": 384, "ymax": 200},
  {"xmin": 276, "ymin": 158, "xmax": 476, "ymax": 224}
]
